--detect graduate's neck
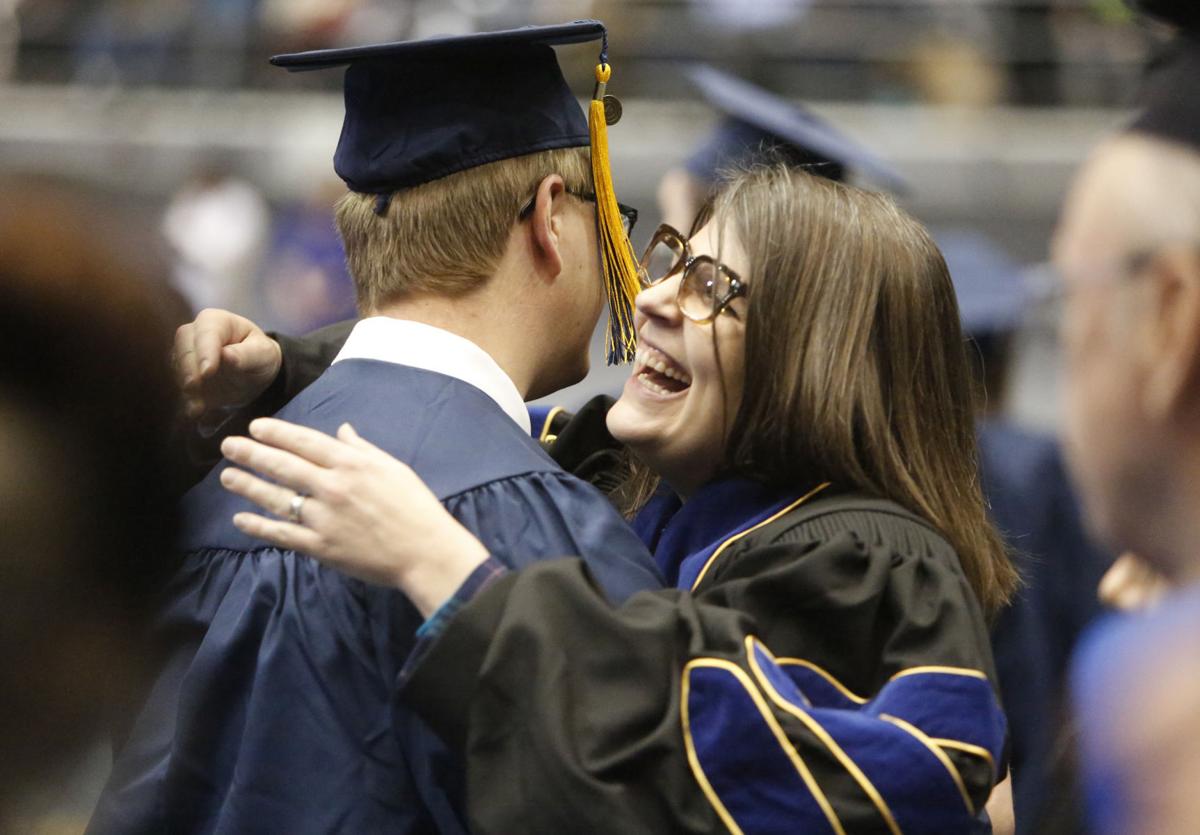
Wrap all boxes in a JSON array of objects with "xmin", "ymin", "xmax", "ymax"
[{"xmin": 370, "ymin": 286, "xmax": 543, "ymax": 400}]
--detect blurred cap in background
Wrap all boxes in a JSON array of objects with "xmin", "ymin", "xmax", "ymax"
[{"xmin": 683, "ymin": 64, "xmax": 909, "ymax": 193}]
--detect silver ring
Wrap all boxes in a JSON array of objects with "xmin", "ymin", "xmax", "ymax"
[{"xmin": 287, "ymin": 492, "xmax": 307, "ymax": 524}]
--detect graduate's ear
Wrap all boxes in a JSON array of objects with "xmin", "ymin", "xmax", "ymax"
[
  {"xmin": 1141, "ymin": 246, "xmax": 1200, "ymax": 423},
  {"xmin": 527, "ymin": 174, "xmax": 567, "ymax": 282}
]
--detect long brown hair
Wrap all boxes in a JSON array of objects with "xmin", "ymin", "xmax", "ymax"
[{"xmin": 623, "ymin": 165, "xmax": 1017, "ymax": 615}]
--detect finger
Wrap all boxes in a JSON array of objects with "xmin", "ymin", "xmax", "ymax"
[
  {"xmin": 232, "ymin": 512, "xmax": 324, "ymax": 555},
  {"xmin": 222, "ymin": 338, "xmax": 271, "ymax": 373},
  {"xmin": 194, "ymin": 310, "xmax": 245, "ymax": 378},
  {"xmin": 221, "ymin": 435, "xmax": 329, "ymax": 496},
  {"xmin": 336, "ymin": 422, "xmax": 382, "ymax": 454},
  {"xmin": 173, "ymin": 324, "xmax": 202, "ymax": 389},
  {"xmin": 1097, "ymin": 566, "xmax": 1124, "ymax": 603},
  {"xmin": 220, "ymin": 466, "xmax": 300, "ymax": 519},
  {"xmin": 1098, "ymin": 554, "xmax": 1135, "ymax": 603},
  {"xmin": 249, "ymin": 418, "xmax": 354, "ymax": 469}
]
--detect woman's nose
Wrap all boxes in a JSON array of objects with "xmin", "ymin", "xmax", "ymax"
[{"xmin": 634, "ymin": 272, "xmax": 683, "ymax": 325}]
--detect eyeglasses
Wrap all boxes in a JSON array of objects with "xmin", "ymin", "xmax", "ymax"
[
  {"xmin": 518, "ymin": 189, "xmax": 639, "ymax": 238},
  {"xmin": 638, "ymin": 224, "xmax": 747, "ymax": 324},
  {"xmin": 1041, "ymin": 243, "xmax": 1200, "ymax": 308}
]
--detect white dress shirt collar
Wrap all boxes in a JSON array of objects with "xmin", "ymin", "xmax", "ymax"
[{"xmin": 332, "ymin": 316, "xmax": 530, "ymax": 433}]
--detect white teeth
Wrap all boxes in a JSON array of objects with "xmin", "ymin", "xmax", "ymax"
[
  {"xmin": 638, "ymin": 371, "xmax": 674, "ymax": 397},
  {"xmin": 636, "ymin": 346, "xmax": 692, "ymax": 386}
]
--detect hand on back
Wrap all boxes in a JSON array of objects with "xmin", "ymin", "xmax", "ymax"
[{"xmin": 174, "ymin": 309, "xmax": 283, "ymax": 432}]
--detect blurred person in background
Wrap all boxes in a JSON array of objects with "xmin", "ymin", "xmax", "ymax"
[
  {"xmin": 0, "ymin": 0, "xmax": 21, "ymax": 81},
  {"xmin": 72, "ymin": 0, "xmax": 190, "ymax": 85},
  {"xmin": 162, "ymin": 155, "xmax": 270, "ymax": 316},
  {"xmin": 939, "ymin": 229, "xmax": 1112, "ymax": 835},
  {"xmin": 258, "ymin": 0, "xmax": 410, "ymax": 55},
  {"xmin": 906, "ymin": 2, "xmax": 1007, "ymax": 109},
  {"xmin": 258, "ymin": 0, "xmax": 359, "ymax": 52},
  {"xmin": 0, "ymin": 177, "xmax": 179, "ymax": 830},
  {"xmin": 187, "ymin": 0, "xmax": 263, "ymax": 88},
  {"xmin": 1052, "ymin": 4, "xmax": 1200, "ymax": 831}
]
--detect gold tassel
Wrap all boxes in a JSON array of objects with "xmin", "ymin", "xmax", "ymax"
[{"xmin": 589, "ymin": 62, "xmax": 641, "ymax": 365}]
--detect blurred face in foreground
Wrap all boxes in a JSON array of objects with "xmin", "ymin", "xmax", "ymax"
[{"xmin": 1053, "ymin": 135, "xmax": 1200, "ymax": 577}]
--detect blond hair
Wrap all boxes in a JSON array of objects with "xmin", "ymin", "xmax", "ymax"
[{"xmin": 336, "ymin": 147, "xmax": 592, "ymax": 311}]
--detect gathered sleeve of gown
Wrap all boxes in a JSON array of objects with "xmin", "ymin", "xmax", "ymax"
[{"xmin": 402, "ymin": 496, "xmax": 1006, "ymax": 835}]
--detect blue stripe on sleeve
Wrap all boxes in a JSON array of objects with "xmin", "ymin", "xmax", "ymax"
[
  {"xmin": 713, "ymin": 638, "xmax": 1007, "ymax": 834},
  {"xmin": 684, "ymin": 660, "xmax": 842, "ymax": 835}
]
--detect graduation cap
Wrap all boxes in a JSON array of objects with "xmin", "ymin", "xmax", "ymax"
[
  {"xmin": 271, "ymin": 20, "xmax": 642, "ymax": 365},
  {"xmin": 1129, "ymin": 33, "xmax": 1200, "ymax": 153},
  {"xmin": 683, "ymin": 65, "xmax": 909, "ymax": 193},
  {"xmin": 935, "ymin": 228, "xmax": 1030, "ymax": 337}
]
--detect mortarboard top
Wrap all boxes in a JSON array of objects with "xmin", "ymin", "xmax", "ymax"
[
  {"xmin": 271, "ymin": 21, "xmax": 606, "ymax": 194},
  {"xmin": 683, "ymin": 65, "xmax": 909, "ymax": 194},
  {"xmin": 935, "ymin": 228, "xmax": 1030, "ymax": 337},
  {"xmin": 271, "ymin": 20, "xmax": 643, "ymax": 365}
]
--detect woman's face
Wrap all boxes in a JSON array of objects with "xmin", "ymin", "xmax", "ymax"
[{"xmin": 606, "ymin": 220, "xmax": 749, "ymax": 497}]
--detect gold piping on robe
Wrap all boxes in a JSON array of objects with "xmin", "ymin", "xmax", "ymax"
[
  {"xmin": 745, "ymin": 637, "xmax": 902, "ymax": 835},
  {"xmin": 880, "ymin": 713, "xmax": 976, "ymax": 813},
  {"xmin": 690, "ymin": 482, "xmax": 831, "ymax": 590},
  {"xmin": 681, "ymin": 657, "xmax": 846, "ymax": 835}
]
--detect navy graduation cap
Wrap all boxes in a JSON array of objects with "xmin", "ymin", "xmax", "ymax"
[
  {"xmin": 271, "ymin": 20, "xmax": 643, "ymax": 364},
  {"xmin": 272, "ymin": 21, "xmax": 602, "ymax": 194},
  {"xmin": 1126, "ymin": 1, "xmax": 1200, "ymax": 152},
  {"xmin": 935, "ymin": 228, "xmax": 1029, "ymax": 337},
  {"xmin": 684, "ymin": 64, "xmax": 909, "ymax": 193},
  {"xmin": 1130, "ymin": 32, "xmax": 1200, "ymax": 153}
]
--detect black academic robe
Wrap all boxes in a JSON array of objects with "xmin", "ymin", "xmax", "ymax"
[
  {"xmin": 88, "ymin": 359, "xmax": 662, "ymax": 835},
  {"xmin": 404, "ymin": 477, "xmax": 1006, "ymax": 835}
]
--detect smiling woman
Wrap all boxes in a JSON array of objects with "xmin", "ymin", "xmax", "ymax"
[
  {"xmin": 221, "ymin": 165, "xmax": 1017, "ymax": 834},
  {"xmin": 606, "ymin": 218, "xmax": 750, "ymax": 498}
]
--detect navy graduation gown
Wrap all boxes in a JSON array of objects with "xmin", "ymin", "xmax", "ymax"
[
  {"xmin": 88, "ymin": 359, "xmax": 662, "ymax": 835},
  {"xmin": 979, "ymin": 421, "xmax": 1112, "ymax": 834}
]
